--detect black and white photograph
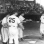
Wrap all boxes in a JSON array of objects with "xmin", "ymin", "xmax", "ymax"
[{"xmin": 0, "ymin": 0, "xmax": 44, "ymax": 44}]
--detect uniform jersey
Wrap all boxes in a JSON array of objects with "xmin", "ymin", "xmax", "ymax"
[
  {"xmin": 19, "ymin": 15, "xmax": 25, "ymax": 22},
  {"xmin": 40, "ymin": 15, "xmax": 44, "ymax": 23},
  {"xmin": 7, "ymin": 15, "xmax": 20, "ymax": 27}
]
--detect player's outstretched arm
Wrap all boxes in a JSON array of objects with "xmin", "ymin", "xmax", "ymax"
[{"xmin": 18, "ymin": 23, "xmax": 24, "ymax": 30}]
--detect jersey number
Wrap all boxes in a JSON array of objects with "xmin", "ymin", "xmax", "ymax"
[{"xmin": 9, "ymin": 18, "xmax": 15, "ymax": 23}]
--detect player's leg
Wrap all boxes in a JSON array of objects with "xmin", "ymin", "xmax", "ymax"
[
  {"xmin": 14, "ymin": 28, "xmax": 19, "ymax": 44},
  {"xmin": 20, "ymin": 29, "xmax": 23, "ymax": 41},
  {"xmin": 1, "ymin": 27, "xmax": 6, "ymax": 44},
  {"xmin": 20, "ymin": 23, "xmax": 24, "ymax": 41},
  {"xmin": 14, "ymin": 33, "xmax": 19, "ymax": 44},
  {"xmin": 1, "ymin": 27, "xmax": 8, "ymax": 44},
  {"xmin": 4, "ymin": 28, "xmax": 9, "ymax": 44},
  {"xmin": 18, "ymin": 27, "xmax": 21, "ymax": 39},
  {"xmin": 9, "ymin": 28, "xmax": 13, "ymax": 44},
  {"xmin": 1, "ymin": 27, "xmax": 4, "ymax": 41},
  {"xmin": 9, "ymin": 27, "xmax": 16, "ymax": 44},
  {"xmin": 9, "ymin": 37, "xmax": 13, "ymax": 44},
  {"xmin": 40, "ymin": 24, "xmax": 44, "ymax": 37}
]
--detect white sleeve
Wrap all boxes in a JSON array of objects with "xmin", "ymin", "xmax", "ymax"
[
  {"xmin": 19, "ymin": 16, "xmax": 25, "ymax": 22},
  {"xmin": 2, "ymin": 17, "xmax": 7, "ymax": 25},
  {"xmin": 17, "ymin": 17, "xmax": 20, "ymax": 24}
]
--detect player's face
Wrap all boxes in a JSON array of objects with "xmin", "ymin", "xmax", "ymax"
[
  {"xmin": 14, "ymin": 12, "xmax": 18, "ymax": 16},
  {"xmin": 6, "ymin": 15, "xmax": 9, "ymax": 17},
  {"xmin": 21, "ymin": 13, "xmax": 24, "ymax": 16}
]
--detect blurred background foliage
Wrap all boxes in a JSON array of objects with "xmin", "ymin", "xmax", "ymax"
[
  {"xmin": 0, "ymin": 0, "xmax": 44, "ymax": 20},
  {"xmin": 0, "ymin": 0, "xmax": 43, "ymax": 14}
]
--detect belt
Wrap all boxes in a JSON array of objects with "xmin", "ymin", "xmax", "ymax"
[{"xmin": 9, "ymin": 26, "xmax": 15, "ymax": 27}]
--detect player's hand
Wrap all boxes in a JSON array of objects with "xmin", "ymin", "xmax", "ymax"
[
  {"xmin": 23, "ymin": 21, "xmax": 26, "ymax": 23},
  {"xmin": 3, "ymin": 23, "xmax": 8, "ymax": 28}
]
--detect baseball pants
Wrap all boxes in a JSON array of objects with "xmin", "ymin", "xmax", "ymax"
[
  {"xmin": 40, "ymin": 23, "xmax": 44, "ymax": 34},
  {"xmin": 1, "ymin": 27, "xmax": 9, "ymax": 43},
  {"xmin": 18, "ymin": 27, "xmax": 23, "ymax": 38},
  {"xmin": 9, "ymin": 27, "xmax": 19, "ymax": 44}
]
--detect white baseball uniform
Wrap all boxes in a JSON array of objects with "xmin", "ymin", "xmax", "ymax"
[
  {"xmin": 18, "ymin": 15, "xmax": 25, "ymax": 38},
  {"xmin": 7, "ymin": 14, "xmax": 20, "ymax": 44},
  {"xmin": 40, "ymin": 15, "xmax": 44, "ymax": 34},
  {"xmin": 1, "ymin": 16, "xmax": 9, "ymax": 43}
]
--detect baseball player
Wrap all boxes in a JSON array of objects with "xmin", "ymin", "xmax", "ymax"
[
  {"xmin": 7, "ymin": 12, "xmax": 23, "ymax": 44},
  {"xmin": 1, "ymin": 15, "xmax": 9, "ymax": 44},
  {"xmin": 18, "ymin": 13, "xmax": 25, "ymax": 41},
  {"xmin": 40, "ymin": 14, "xmax": 44, "ymax": 37}
]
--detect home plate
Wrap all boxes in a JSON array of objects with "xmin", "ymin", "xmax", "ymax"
[{"xmin": 28, "ymin": 41, "xmax": 36, "ymax": 44}]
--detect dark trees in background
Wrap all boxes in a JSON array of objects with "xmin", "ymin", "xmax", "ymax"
[{"xmin": 0, "ymin": 0, "xmax": 44, "ymax": 21}]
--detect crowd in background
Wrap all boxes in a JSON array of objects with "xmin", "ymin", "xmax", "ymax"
[
  {"xmin": 0, "ymin": 0, "xmax": 43, "ymax": 14},
  {"xmin": 0, "ymin": 0, "xmax": 44, "ymax": 22}
]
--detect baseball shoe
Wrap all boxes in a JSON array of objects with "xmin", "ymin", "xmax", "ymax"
[
  {"xmin": 20, "ymin": 38, "xmax": 24, "ymax": 41},
  {"xmin": 3, "ymin": 42, "xmax": 7, "ymax": 44}
]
